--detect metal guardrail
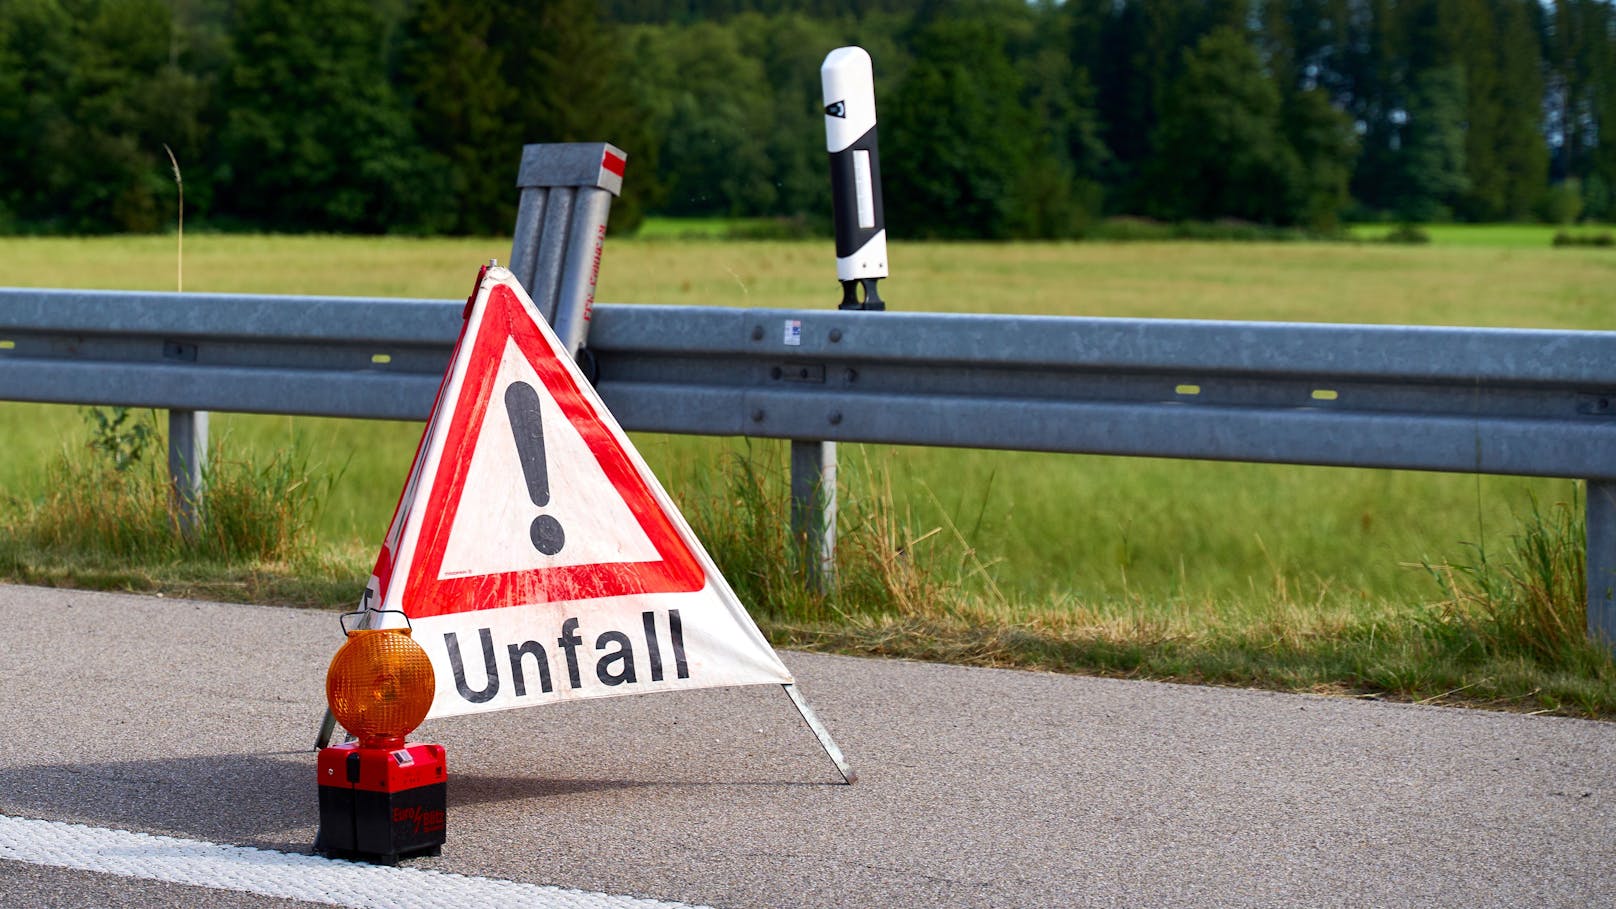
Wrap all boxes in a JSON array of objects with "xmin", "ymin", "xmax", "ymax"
[
  {"xmin": 9, "ymin": 289, "xmax": 1616, "ymax": 476},
  {"xmin": 4, "ymin": 286, "xmax": 1616, "ymax": 649},
  {"xmin": 0, "ymin": 288, "xmax": 459, "ymax": 420}
]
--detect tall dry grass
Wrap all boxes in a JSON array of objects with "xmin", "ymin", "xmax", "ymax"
[
  {"xmin": 14, "ymin": 408, "xmax": 328, "ymax": 565},
  {"xmin": 677, "ymin": 443, "xmax": 965, "ymax": 627},
  {"xmin": 1426, "ymin": 495, "xmax": 1605, "ymax": 672}
]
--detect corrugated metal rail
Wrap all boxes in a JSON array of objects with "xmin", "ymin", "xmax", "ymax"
[{"xmin": 4, "ymin": 287, "xmax": 1616, "ymax": 647}]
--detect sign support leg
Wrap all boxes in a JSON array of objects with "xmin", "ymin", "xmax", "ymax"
[
  {"xmin": 782, "ymin": 683, "xmax": 857, "ymax": 784},
  {"xmin": 315, "ymin": 709, "xmax": 337, "ymax": 750}
]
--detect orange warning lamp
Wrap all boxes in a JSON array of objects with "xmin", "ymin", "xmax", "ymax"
[
  {"xmin": 326, "ymin": 626, "xmax": 435, "ymax": 749},
  {"xmin": 316, "ymin": 610, "xmax": 447, "ymax": 864}
]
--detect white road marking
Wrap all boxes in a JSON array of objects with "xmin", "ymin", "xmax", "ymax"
[{"xmin": 0, "ymin": 814, "xmax": 708, "ymax": 909}]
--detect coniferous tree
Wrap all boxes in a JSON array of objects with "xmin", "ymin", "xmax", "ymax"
[
  {"xmin": 1056, "ymin": 1, "xmax": 1112, "ymax": 191},
  {"xmin": 1489, "ymin": 0, "xmax": 1549, "ymax": 220},
  {"xmin": 1095, "ymin": 0, "xmax": 1197, "ymax": 207},
  {"xmin": 399, "ymin": 0, "xmax": 517, "ymax": 235},
  {"xmin": 1283, "ymin": 86, "xmax": 1359, "ymax": 229},
  {"xmin": 496, "ymin": 0, "xmax": 656, "ymax": 230},
  {"xmin": 1260, "ymin": 0, "xmax": 1354, "ymax": 101},
  {"xmin": 395, "ymin": 0, "xmax": 653, "ymax": 234},
  {"xmin": 1344, "ymin": 0, "xmax": 1405, "ymax": 216},
  {"xmin": 1580, "ymin": 0, "xmax": 1616, "ymax": 219},
  {"xmin": 1547, "ymin": 0, "xmax": 1603, "ymax": 184},
  {"xmin": 1454, "ymin": 0, "xmax": 1508, "ymax": 220},
  {"xmin": 1397, "ymin": 63, "xmax": 1470, "ymax": 220}
]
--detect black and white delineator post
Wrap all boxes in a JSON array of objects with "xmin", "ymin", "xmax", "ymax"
[
  {"xmin": 822, "ymin": 46, "xmax": 887, "ymax": 311},
  {"xmin": 790, "ymin": 46, "xmax": 891, "ymax": 595}
]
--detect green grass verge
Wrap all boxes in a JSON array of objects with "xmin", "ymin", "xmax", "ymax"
[
  {"xmin": 633, "ymin": 215, "xmax": 822, "ymax": 240},
  {"xmin": 2, "ymin": 231, "xmax": 1613, "ymax": 717},
  {"xmin": 1345, "ymin": 221, "xmax": 1616, "ymax": 248},
  {"xmin": 5, "ymin": 426, "xmax": 1609, "ymax": 717},
  {"xmin": 0, "ymin": 407, "xmax": 363, "ymax": 607}
]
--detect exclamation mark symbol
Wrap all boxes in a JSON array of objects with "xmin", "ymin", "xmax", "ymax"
[{"xmin": 505, "ymin": 382, "xmax": 565, "ymax": 555}]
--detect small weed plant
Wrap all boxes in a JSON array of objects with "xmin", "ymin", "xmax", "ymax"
[
  {"xmin": 85, "ymin": 406, "xmax": 157, "ymax": 472},
  {"xmin": 13, "ymin": 411, "xmax": 330, "ymax": 567}
]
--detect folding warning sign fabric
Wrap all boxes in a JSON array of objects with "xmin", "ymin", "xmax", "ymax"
[{"xmin": 364, "ymin": 268, "xmax": 799, "ymax": 717}]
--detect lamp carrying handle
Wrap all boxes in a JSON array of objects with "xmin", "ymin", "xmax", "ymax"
[{"xmin": 338, "ymin": 608, "xmax": 414, "ymax": 637}]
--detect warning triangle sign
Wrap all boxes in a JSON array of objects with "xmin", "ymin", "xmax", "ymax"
[{"xmin": 362, "ymin": 267, "xmax": 793, "ymax": 719}]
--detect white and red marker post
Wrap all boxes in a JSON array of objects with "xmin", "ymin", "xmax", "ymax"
[
  {"xmin": 822, "ymin": 46, "xmax": 887, "ymax": 311},
  {"xmin": 507, "ymin": 142, "xmax": 627, "ymax": 360}
]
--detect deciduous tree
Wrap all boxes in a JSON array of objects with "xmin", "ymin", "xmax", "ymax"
[
  {"xmin": 1143, "ymin": 28, "xmax": 1301, "ymax": 224},
  {"xmin": 216, "ymin": 0, "xmax": 441, "ymax": 232}
]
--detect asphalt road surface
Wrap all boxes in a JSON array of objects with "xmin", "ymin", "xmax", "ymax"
[{"xmin": 0, "ymin": 584, "xmax": 1611, "ymax": 908}]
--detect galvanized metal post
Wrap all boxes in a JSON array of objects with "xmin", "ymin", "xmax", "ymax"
[
  {"xmin": 168, "ymin": 409, "xmax": 207, "ymax": 538},
  {"xmin": 508, "ymin": 142, "xmax": 626, "ymax": 356},
  {"xmin": 1586, "ymin": 480, "xmax": 1616, "ymax": 653},
  {"xmin": 790, "ymin": 439, "xmax": 837, "ymax": 590}
]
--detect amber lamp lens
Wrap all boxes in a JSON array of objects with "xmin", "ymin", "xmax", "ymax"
[{"xmin": 326, "ymin": 628, "xmax": 436, "ymax": 748}]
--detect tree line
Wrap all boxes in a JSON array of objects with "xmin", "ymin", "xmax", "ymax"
[{"xmin": 1, "ymin": 0, "xmax": 1611, "ymax": 238}]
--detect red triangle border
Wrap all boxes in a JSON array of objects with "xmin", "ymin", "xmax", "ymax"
[{"xmin": 402, "ymin": 283, "xmax": 704, "ymax": 618}]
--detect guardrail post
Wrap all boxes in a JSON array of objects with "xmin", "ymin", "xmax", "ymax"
[
  {"xmin": 1586, "ymin": 480, "xmax": 1616, "ymax": 654},
  {"xmin": 791, "ymin": 440, "xmax": 837, "ymax": 591},
  {"xmin": 168, "ymin": 409, "xmax": 207, "ymax": 538}
]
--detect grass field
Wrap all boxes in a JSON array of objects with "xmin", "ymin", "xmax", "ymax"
[
  {"xmin": 3, "ymin": 228, "xmax": 1614, "ymax": 714},
  {"xmin": 1345, "ymin": 222, "xmax": 1606, "ymax": 248}
]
